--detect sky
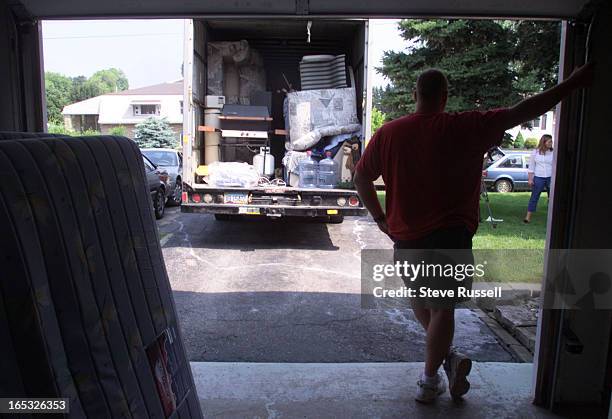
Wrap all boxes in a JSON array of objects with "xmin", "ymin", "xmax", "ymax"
[{"xmin": 42, "ymin": 19, "xmax": 408, "ymax": 90}]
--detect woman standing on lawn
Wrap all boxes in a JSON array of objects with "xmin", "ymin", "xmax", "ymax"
[{"xmin": 524, "ymin": 134, "xmax": 553, "ymax": 223}]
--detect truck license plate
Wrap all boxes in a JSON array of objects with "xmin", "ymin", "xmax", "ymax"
[
  {"xmin": 224, "ymin": 192, "xmax": 249, "ymax": 204},
  {"xmin": 238, "ymin": 207, "xmax": 261, "ymax": 215}
]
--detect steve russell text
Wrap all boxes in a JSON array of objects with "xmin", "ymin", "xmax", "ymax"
[{"xmin": 372, "ymin": 287, "xmax": 503, "ymax": 299}]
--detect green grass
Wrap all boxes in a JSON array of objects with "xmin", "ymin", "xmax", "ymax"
[
  {"xmin": 376, "ymin": 191, "xmax": 547, "ymax": 282},
  {"xmin": 376, "ymin": 191, "xmax": 547, "ymax": 249},
  {"xmin": 474, "ymin": 192, "xmax": 547, "ymax": 249}
]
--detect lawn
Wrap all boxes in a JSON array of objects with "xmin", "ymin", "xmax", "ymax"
[
  {"xmin": 376, "ymin": 191, "xmax": 548, "ymax": 282},
  {"xmin": 376, "ymin": 191, "xmax": 547, "ymax": 249},
  {"xmin": 474, "ymin": 192, "xmax": 548, "ymax": 249}
]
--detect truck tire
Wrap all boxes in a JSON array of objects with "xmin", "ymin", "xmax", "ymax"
[{"xmin": 0, "ymin": 134, "xmax": 202, "ymax": 418}]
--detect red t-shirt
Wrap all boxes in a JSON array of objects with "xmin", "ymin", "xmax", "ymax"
[{"xmin": 356, "ymin": 110, "xmax": 509, "ymax": 241}]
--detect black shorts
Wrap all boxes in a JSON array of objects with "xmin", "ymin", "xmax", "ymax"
[{"xmin": 393, "ymin": 225, "xmax": 474, "ymax": 309}]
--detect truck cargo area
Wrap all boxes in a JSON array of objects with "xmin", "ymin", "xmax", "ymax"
[{"xmin": 182, "ymin": 18, "xmax": 369, "ymax": 219}]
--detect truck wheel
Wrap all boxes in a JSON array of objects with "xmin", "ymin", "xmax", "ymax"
[
  {"xmin": 494, "ymin": 179, "xmax": 513, "ymax": 193},
  {"xmin": 328, "ymin": 215, "xmax": 344, "ymax": 224}
]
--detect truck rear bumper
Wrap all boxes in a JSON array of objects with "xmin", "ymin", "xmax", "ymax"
[{"xmin": 181, "ymin": 203, "xmax": 367, "ymax": 217}]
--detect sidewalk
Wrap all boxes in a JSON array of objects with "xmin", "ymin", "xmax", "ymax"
[{"xmin": 191, "ymin": 362, "xmax": 559, "ymax": 418}]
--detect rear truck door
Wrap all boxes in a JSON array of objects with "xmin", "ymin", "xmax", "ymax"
[
  {"xmin": 363, "ymin": 19, "xmax": 372, "ymax": 145},
  {"xmin": 182, "ymin": 19, "xmax": 207, "ymax": 189}
]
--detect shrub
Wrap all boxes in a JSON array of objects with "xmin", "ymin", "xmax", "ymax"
[
  {"xmin": 81, "ymin": 129, "xmax": 101, "ymax": 136},
  {"xmin": 513, "ymin": 132, "xmax": 525, "ymax": 149},
  {"xmin": 47, "ymin": 122, "xmax": 100, "ymax": 137},
  {"xmin": 524, "ymin": 137, "xmax": 539, "ymax": 149},
  {"xmin": 47, "ymin": 122, "xmax": 75, "ymax": 136},
  {"xmin": 109, "ymin": 125, "xmax": 128, "ymax": 137},
  {"xmin": 133, "ymin": 117, "xmax": 178, "ymax": 148}
]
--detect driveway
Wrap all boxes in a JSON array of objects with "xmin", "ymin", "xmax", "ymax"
[{"xmin": 158, "ymin": 207, "xmax": 514, "ymax": 363}]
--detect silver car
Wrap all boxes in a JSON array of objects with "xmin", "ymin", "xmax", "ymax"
[{"xmin": 141, "ymin": 148, "xmax": 183, "ymax": 205}]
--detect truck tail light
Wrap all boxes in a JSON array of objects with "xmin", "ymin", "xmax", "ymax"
[
  {"xmin": 192, "ymin": 193, "xmax": 201, "ymax": 203},
  {"xmin": 348, "ymin": 196, "xmax": 360, "ymax": 207},
  {"xmin": 482, "ymin": 170, "xmax": 488, "ymax": 177},
  {"xmin": 337, "ymin": 197, "xmax": 347, "ymax": 206},
  {"xmin": 182, "ymin": 192, "xmax": 188, "ymax": 202},
  {"xmin": 203, "ymin": 193, "xmax": 214, "ymax": 203}
]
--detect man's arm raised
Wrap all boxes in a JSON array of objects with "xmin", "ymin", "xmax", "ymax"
[{"xmin": 499, "ymin": 63, "xmax": 594, "ymax": 131}]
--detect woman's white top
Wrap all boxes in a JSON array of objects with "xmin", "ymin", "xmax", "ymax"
[{"xmin": 528, "ymin": 150, "xmax": 553, "ymax": 178}]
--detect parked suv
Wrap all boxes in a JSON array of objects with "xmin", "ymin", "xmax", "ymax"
[{"xmin": 483, "ymin": 151, "xmax": 532, "ymax": 193}]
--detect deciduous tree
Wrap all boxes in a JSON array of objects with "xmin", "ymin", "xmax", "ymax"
[
  {"xmin": 45, "ymin": 72, "xmax": 73, "ymax": 123},
  {"xmin": 45, "ymin": 68, "xmax": 129, "ymax": 126}
]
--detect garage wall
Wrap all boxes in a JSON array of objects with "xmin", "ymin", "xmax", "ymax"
[
  {"xmin": 0, "ymin": 0, "xmax": 45, "ymax": 132},
  {"xmin": 539, "ymin": 2, "xmax": 612, "ymax": 410},
  {"xmin": 0, "ymin": 1, "xmax": 21, "ymax": 130},
  {"xmin": 554, "ymin": 2, "xmax": 612, "ymax": 406}
]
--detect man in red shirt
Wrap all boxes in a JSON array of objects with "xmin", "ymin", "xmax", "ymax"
[{"xmin": 355, "ymin": 65, "xmax": 592, "ymax": 403}]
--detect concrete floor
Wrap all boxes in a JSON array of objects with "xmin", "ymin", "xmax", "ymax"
[
  {"xmin": 159, "ymin": 208, "xmax": 514, "ymax": 363},
  {"xmin": 190, "ymin": 362, "xmax": 558, "ymax": 418}
]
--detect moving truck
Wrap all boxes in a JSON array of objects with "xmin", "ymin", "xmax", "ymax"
[{"xmin": 181, "ymin": 19, "xmax": 371, "ymax": 222}]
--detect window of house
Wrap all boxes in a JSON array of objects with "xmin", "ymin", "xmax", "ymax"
[
  {"xmin": 133, "ymin": 104, "xmax": 159, "ymax": 116},
  {"xmin": 532, "ymin": 116, "xmax": 541, "ymax": 129},
  {"xmin": 500, "ymin": 156, "xmax": 524, "ymax": 168},
  {"xmin": 541, "ymin": 114, "xmax": 547, "ymax": 130},
  {"xmin": 179, "ymin": 100, "xmax": 183, "ymax": 115}
]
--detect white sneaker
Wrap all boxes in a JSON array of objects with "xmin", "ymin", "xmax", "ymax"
[
  {"xmin": 415, "ymin": 373, "xmax": 446, "ymax": 404},
  {"xmin": 444, "ymin": 347, "xmax": 472, "ymax": 400}
]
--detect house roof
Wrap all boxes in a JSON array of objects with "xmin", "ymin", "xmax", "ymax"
[
  {"xmin": 62, "ymin": 80, "xmax": 183, "ymax": 116},
  {"xmin": 108, "ymin": 80, "xmax": 183, "ymax": 96},
  {"xmin": 62, "ymin": 96, "xmax": 102, "ymax": 115}
]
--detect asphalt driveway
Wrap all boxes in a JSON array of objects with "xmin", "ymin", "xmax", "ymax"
[{"xmin": 158, "ymin": 207, "xmax": 514, "ymax": 363}]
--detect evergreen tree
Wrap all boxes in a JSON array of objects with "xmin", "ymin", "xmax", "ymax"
[
  {"xmin": 378, "ymin": 20, "xmax": 560, "ymax": 119},
  {"xmin": 133, "ymin": 117, "xmax": 178, "ymax": 148},
  {"xmin": 501, "ymin": 132, "xmax": 514, "ymax": 148},
  {"xmin": 513, "ymin": 21, "xmax": 561, "ymax": 91},
  {"xmin": 514, "ymin": 132, "xmax": 525, "ymax": 149}
]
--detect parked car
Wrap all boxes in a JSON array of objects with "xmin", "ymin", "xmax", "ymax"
[
  {"xmin": 141, "ymin": 148, "xmax": 183, "ymax": 206},
  {"xmin": 143, "ymin": 154, "xmax": 169, "ymax": 219},
  {"xmin": 483, "ymin": 151, "xmax": 532, "ymax": 192}
]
